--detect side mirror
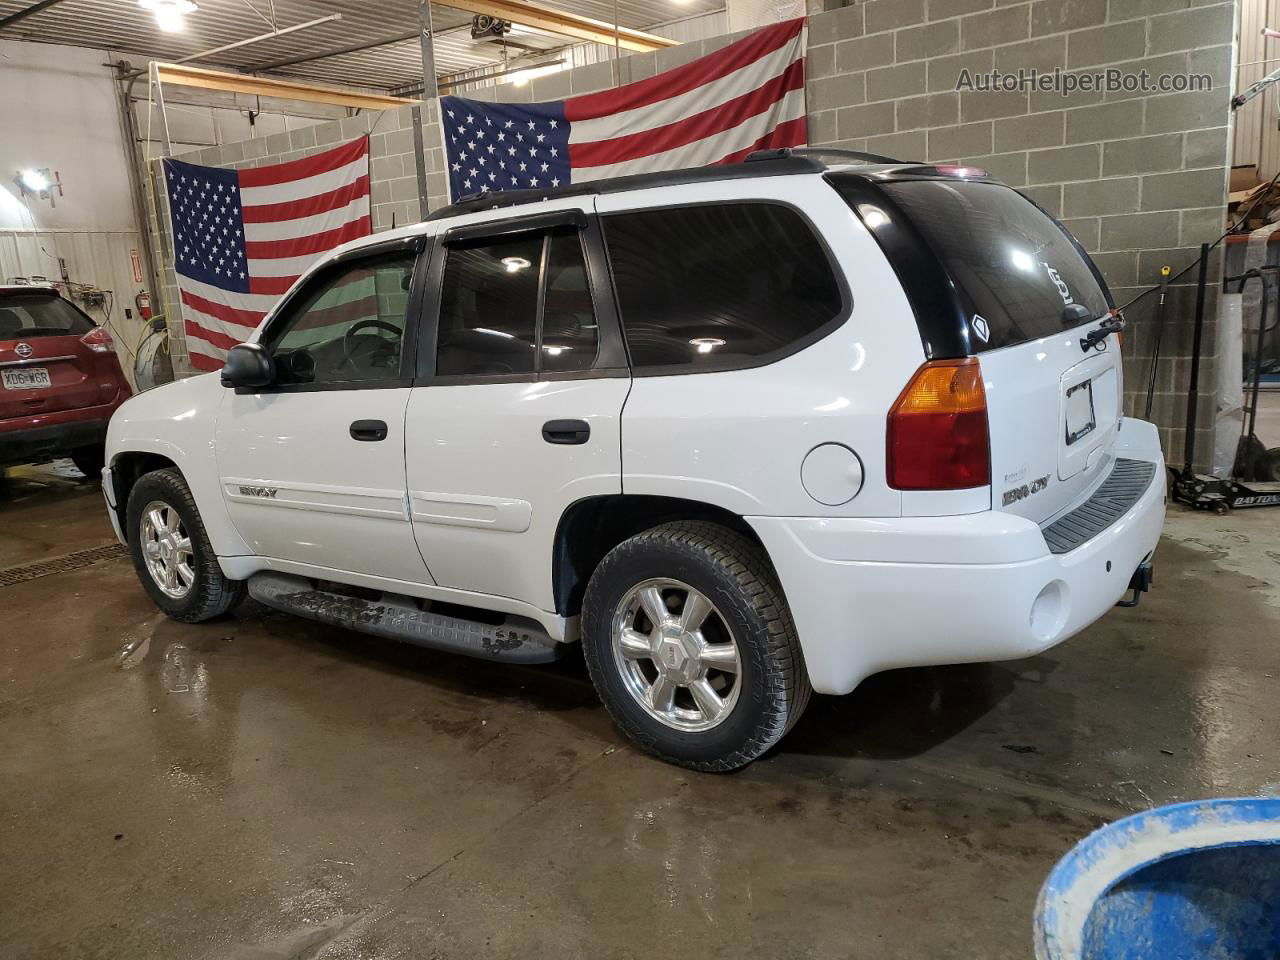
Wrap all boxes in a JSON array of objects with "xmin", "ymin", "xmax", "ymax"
[{"xmin": 220, "ymin": 342, "xmax": 275, "ymax": 389}]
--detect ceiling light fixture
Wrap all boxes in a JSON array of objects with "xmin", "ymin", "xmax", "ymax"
[
  {"xmin": 139, "ymin": 0, "xmax": 198, "ymax": 33},
  {"xmin": 501, "ymin": 256, "xmax": 531, "ymax": 272}
]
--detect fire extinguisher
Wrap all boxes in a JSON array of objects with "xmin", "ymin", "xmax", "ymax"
[{"xmin": 136, "ymin": 290, "xmax": 153, "ymax": 321}]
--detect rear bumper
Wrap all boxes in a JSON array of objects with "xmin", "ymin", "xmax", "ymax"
[
  {"xmin": 0, "ymin": 414, "xmax": 111, "ymax": 468},
  {"xmin": 749, "ymin": 418, "xmax": 1166, "ymax": 695}
]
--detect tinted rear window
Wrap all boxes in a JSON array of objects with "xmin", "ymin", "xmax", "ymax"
[
  {"xmin": 0, "ymin": 292, "xmax": 94, "ymax": 340},
  {"xmin": 876, "ymin": 180, "xmax": 1108, "ymax": 351},
  {"xmin": 602, "ymin": 203, "xmax": 843, "ymax": 371}
]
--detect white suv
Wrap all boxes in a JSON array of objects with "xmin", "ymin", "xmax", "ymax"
[{"xmin": 103, "ymin": 151, "xmax": 1166, "ymax": 770}]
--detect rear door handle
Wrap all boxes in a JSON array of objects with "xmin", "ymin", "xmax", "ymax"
[
  {"xmin": 350, "ymin": 419, "xmax": 388, "ymax": 442},
  {"xmin": 542, "ymin": 419, "xmax": 590, "ymax": 445}
]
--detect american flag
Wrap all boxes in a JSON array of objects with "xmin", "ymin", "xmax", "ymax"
[
  {"xmin": 441, "ymin": 18, "xmax": 807, "ymax": 199},
  {"xmin": 162, "ymin": 137, "xmax": 372, "ymax": 371}
]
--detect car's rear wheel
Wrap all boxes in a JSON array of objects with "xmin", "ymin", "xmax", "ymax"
[
  {"xmin": 581, "ymin": 521, "xmax": 811, "ymax": 772},
  {"xmin": 69, "ymin": 445, "xmax": 105, "ymax": 479},
  {"xmin": 125, "ymin": 468, "xmax": 244, "ymax": 622}
]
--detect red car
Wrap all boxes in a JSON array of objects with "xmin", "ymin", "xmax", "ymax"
[{"xmin": 0, "ymin": 284, "xmax": 132, "ymax": 478}]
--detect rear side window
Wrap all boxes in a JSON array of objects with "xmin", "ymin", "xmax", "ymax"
[
  {"xmin": 602, "ymin": 203, "xmax": 843, "ymax": 371},
  {"xmin": 435, "ymin": 228, "xmax": 599, "ymax": 378},
  {"xmin": 437, "ymin": 234, "xmax": 541, "ymax": 377},
  {"xmin": 0, "ymin": 293, "xmax": 94, "ymax": 339},
  {"xmin": 875, "ymin": 180, "xmax": 1109, "ymax": 351}
]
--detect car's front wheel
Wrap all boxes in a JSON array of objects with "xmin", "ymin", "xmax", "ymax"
[
  {"xmin": 125, "ymin": 468, "xmax": 244, "ymax": 622},
  {"xmin": 581, "ymin": 521, "xmax": 811, "ymax": 772}
]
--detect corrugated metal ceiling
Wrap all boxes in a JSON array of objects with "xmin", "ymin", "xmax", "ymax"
[{"xmin": 0, "ymin": 0, "xmax": 720, "ymax": 88}]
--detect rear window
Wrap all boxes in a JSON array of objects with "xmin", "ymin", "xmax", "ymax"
[
  {"xmin": 0, "ymin": 292, "xmax": 94, "ymax": 340},
  {"xmin": 602, "ymin": 203, "xmax": 844, "ymax": 372},
  {"xmin": 875, "ymin": 180, "xmax": 1109, "ymax": 352}
]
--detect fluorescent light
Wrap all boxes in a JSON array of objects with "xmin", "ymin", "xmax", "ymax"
[
  {"xmin": 501, "ymin": 256, "xmax": 531, "ymax": 272},
  {"xmin": 19, "ymin": 169, "xmax": 49, "ymax": 192},
  {"xmin": 139, "ymin": 0, "xmax": 197, "ymax": 33},
  {"xmin": 509, "ymin": 63, "xmax": 562, "ymax": 87}
]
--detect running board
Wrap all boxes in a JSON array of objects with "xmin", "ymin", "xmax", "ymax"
[{"xmin": 246, "ymin": 572, "xmax": 563, "ymax": 664}]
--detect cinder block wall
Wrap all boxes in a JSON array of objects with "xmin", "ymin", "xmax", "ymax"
[
  {"xmin": 805, "ymin": 0, "xmax": 1236, "ymax": 467},
  {"xmin": 152, "ymin": 5, "xmax": 1235, "ymax": 468}
]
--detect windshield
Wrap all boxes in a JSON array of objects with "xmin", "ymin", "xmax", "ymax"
[
  {"xmin": 0, "ymin": 292, "xmax": 95, "ymax": 340},
  {"xmin": 872, "ymin": 180, "xmax": 1110, "ymax": 352}
]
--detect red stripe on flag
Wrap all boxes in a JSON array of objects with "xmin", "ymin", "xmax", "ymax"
[
  {"xmin": 713, "ymin": 116, "xmax": 808, "ymax": 165},
  {"xmin": 242, "ymin": 176, "xmax": 371, "ymax": 223},
  {"xmin": 570, "ymin": 59, "xmax": 805, "ymax": 169},
  {"xmin": 180, "ymin": 288, "xmax": 265, "ymax": 328},
  {"xmin": 237, "ymin": 136, "xmax": 369, "ymax": 188},
  {"xmin": 250, "ymin": 274, "xmax": 300, "ymax": 296},
  {"xmin": 293, "ymin": 294, "xmax": 380, "ymax": 330},
  {"xmin": 188, "ymin": 351, "xmax": 223, "ymax": 372},
  {"xmin": 184, "ymin": 317, "xmax": 242, "ymax": 352},
  {"xmin": 244, "ymin": 219, "xmax": 370, "ymax": 260},
  {"xmin": 564, "ymin": 18, "xmax": 803, "ymax": 123}
]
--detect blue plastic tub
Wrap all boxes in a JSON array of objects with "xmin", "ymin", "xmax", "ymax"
[{"xmin": 1035, "ymin": 797, "xmax": 1280, "ymax": 959}]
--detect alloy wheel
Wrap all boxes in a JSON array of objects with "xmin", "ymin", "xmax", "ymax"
[
  {"xmin": 139, "ymin": 500, "xmax": 195, "ymax": 599},
  {"xmin": 610, "ymin": 578, "xmax": 742, "ymax": 732}
]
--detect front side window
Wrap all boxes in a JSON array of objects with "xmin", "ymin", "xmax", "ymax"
[
  {"xmin": 435, "ymin": 228, "xmax": 599, "ymax": 378},
  {"xmin": 269, "ymin": 253, "xmax": 415, "ymax": 386},
  {"xmin": 602, "ymin": 203, "xmax": 843, "ymax": 371}
]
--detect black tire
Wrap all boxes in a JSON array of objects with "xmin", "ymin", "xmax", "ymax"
[
  {"xmin": 125, "ymin": 467, "xmax": 244, "ymax": 622},
  {"xmin": 69, "ymin": 445, "xmax": 105, "ymax": 479},
  {"xmin": 581, "ymin": 521, "xmax": 811, "ymax": 772}
]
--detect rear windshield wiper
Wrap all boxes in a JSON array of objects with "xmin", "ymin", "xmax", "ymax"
[{"xmin": 1079, "ymin": 312, "xmax": 1124, "ymax": 352}]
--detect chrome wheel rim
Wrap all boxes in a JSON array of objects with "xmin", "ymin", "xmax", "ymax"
[
  {"xmin": 140, "ymin": 500, "xmax": 194, "ymax": 599},
  {"xmin": 611, "ymin": 578, "xmax": 741, "ymax": 732}
]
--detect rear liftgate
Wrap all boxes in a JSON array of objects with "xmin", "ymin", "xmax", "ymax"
[{"xmin": 247, "ymin": 573, "xmax": 563, "ymax": 664}]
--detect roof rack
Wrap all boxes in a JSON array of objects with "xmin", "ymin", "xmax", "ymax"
[
  {"xmin": 425, "ymin": 154, "xmax": 827, "ymax": 221},
  {"xmin": 745, "ymin": 146, "xmax": 905, "ymax": 165}
]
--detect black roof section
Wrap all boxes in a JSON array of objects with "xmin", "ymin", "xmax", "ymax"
[{"xmin": 423, "ymin": 148, "xmax": 924, "ymax": 222}]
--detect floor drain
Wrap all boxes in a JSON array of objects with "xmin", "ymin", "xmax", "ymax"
[{"xmin": 0, "ymin": 543, "xmax": 127, "ymax": 588}]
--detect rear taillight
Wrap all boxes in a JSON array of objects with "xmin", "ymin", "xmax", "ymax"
[
  {"xmin": 81, "ymin": 326, "xmax": 114, "ymax": 354},
  {"xmin": 887, "ymin": 358, "xmax": 990, "ymax": 490}
]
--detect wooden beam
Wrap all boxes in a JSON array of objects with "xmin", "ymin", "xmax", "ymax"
[
  {"xmin": 436, "ymin": 0, "xmax": 676, "ymax": 52},
  {"xmin": 153, "ymin": 63, "xmax": 419, "ymax": 111}
]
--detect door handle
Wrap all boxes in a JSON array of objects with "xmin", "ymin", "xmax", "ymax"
[
  {"xmin": 542, "ymin": 419, "xmax": 590, "ymax": 445},
  {"xmin": 350, "ymin": 419, "xmax": 388, "ymax": 442}
]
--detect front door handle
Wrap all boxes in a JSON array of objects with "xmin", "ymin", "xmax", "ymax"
[
  {"xmin": 350, "ymin": 419, "xmax": 388, "ymax": 442},
  {"xmin": 542, "ymin": 419, "xmax": 590, "ymax": 445}
]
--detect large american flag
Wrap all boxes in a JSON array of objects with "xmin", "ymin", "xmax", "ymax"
[
  {"xmin": 162, "ymin": 137, "xmax": 372, "ymax": 371},
  {"xmin": 442, "ymin": 18, "xmax": 807, "ymax": 198}
]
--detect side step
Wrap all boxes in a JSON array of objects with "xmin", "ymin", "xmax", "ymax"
[{"xmin": 247, "ymin": 572, "xmax": 563, "ymax": 664}]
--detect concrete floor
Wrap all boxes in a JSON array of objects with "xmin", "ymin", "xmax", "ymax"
[{"xmin": 2, "ymin": 463, "xmax": 1279, "ymax": 960}]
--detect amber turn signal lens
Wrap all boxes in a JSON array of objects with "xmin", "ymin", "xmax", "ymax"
[{"xmin": 886, "ymin": 358, "xmax": 990, "ymax": 490}]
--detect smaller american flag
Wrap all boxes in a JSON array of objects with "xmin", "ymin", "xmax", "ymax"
[
  {"xmin": 442, "ymin": 17, "xmax": 807, "ymax": 199},
  {"xmin": 163, "ymin": 137, "xmax": 372, "ymax": 371}
]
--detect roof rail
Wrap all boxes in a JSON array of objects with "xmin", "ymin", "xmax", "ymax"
[{"xmin": 745, "ymin": 147, "xmax": 904, "ymax": 165}]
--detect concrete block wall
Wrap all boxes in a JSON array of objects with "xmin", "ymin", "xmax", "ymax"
[{"xmin": 806, "ymin": 0, "xmax": 1236, "ymax": 466}]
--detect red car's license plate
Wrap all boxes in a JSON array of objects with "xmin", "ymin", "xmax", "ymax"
[{"xmin": 2, "ymin": 367, "xmax": 52, "ymax": 390}]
